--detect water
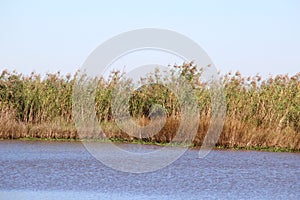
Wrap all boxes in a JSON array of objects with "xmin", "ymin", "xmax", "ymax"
[{"xmin": 0, "ymin": 141, "xmax": 299, "ymax": 199}]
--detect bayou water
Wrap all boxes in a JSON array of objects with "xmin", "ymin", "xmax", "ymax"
[{"xmin": 0, "ymin": 141, "xmax": 299, "ymax": 199}]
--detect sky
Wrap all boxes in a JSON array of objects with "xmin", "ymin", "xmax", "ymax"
[{"xmin": 0, "ymin": 0, "xmax": 299, "ymax": 78}]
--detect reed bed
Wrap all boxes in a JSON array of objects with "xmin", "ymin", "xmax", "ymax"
[{"xmin": 0, "ymin": 64, "xmax": 299, "ymax": 151}]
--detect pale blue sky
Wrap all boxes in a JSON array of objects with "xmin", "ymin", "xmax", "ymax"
[{"xmin": 0, "ymin": 0, "xmax": 299, "ymax": 77}]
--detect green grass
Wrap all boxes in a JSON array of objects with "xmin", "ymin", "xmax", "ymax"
[{"xmin": 4, "ymin": 136, "xmax": 298, "ymax": 153}]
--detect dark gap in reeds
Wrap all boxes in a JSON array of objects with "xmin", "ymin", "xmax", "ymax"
[{"xmin": 0, "ymin": 63, "xmax": 299, "ymax": 151}]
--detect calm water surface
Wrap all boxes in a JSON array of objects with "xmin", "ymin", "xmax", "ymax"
[{"xmin": 0, "ymin": 141, "xmax": 299, "ymax": 199}]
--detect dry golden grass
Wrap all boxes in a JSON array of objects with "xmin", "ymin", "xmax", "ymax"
[{"xmin": 0, "ymin": 64, "xmax": 299, "ymax": 150}]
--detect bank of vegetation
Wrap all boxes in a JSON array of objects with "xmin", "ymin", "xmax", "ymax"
[{"xmin": 0, "ymin": 63, "xmax": 299, "ymax": 151}]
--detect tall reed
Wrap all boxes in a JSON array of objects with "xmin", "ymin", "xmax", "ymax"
[{"xmin": 0, "ymin": 64, "xmax": 299, "ymax": 150}]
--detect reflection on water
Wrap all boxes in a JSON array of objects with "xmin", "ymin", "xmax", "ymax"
[{"xmin": 0, "ymin": 141, "xmax": 299, "ymax": 199}]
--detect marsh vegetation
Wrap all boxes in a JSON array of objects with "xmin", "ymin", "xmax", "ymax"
[{"xmin": 0, "ymin": 63, "xmax": 299, "ymax": 151}]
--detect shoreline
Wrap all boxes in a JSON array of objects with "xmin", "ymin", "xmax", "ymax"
[
  {"xmin": 1, "ymin": 137, "xmax": 299, "ymax": 153},
  {"xmin": 1, "ymin": 69, "xmax": 299, "ymax": 154}
]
